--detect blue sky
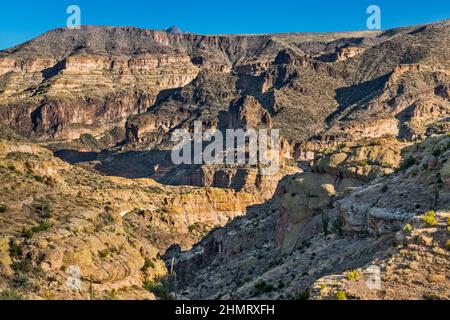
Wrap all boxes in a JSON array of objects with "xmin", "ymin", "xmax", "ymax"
[{"xmin": 1, "ymin": 0, "xmax": 449, "ymax": 50}]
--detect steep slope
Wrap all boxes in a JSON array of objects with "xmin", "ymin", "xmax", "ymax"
[
  {"xmin": 170, "ymin": 135, "xmax": 449, "ymax": 300},
  {"xmin": 0, "ymin": 130, "xmax": 269, "ymax": 299}
]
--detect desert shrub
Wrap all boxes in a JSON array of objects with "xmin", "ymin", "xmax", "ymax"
[
  {"xmin": 98, "ymin": 249, "xmax": 109, "ymax": 258},
  {"xmin": 31, "ymin": 219, "xmax": 53, "ymax": 233},
  {"xmin": 0, "ymin": 289, "xmax": 24, "ymax": 300},
  {"xmin": 400, "ymin": 156, "xmax": 416, "ymax": 171},
  {"xmin": 403, "ymin": 223, "xmax": 413, "ymax": 234},
  {"xmin": 11, "ymin": 259, "xmax": 33, "ymax": 273},
  {"xmin": 331, "ymin": 218, "xmax": 344, "ymax": 236},
  {"xmin": 431, "ymin": 145, "xmax": 444, "ymax": 157},
  {"xmin": 9, "ymin": 241, "xmax": 23, "ymax": 257},
  {"xmin": 347, "ymin": 270, "xmax": 362, "ymax": 281},
  {"xmin": 141, "ymin": 257, "xmax": 155, "ymax": 272},
  {"xmin": 321, "ymin": 212, "xmax": 330, "ymax": 235},
  {"xmin": 104, "ymin": 290, "xmax": 119, "ymax": 300},
  {"xmin": 336, "ymin": 291, "xmax": 347, "ymax": 300},
  {"xmin": 34, "ymin": 175, "xmax": 45, "ymax": 183},
  {"xmin": 295, "ymin": 290, "xmax": 310, "ymax": 300},
  {"xmin": 143, "ymin": 278, "xmax": 174, "ymax": 300},
  {"xmin": 12, "ymin": 274, "xmax": 32, "ymax": 289},
  {"xmin": 421, "ymin": 211, "xmax": 437, "ymax": 227},
  {"xmin": 254, "ymin": 280, "xmax": 274, "ymax": 294},
  {"xmin": 22, "ymin": 227, "xmax": 33, "ymax": 239},
  {"xmin": 79, "ymin": 133, "xmax": 98, "ymax": 146},
  {"xmin": 188, "ymin": 222, "xmax": 210, "ymax": 237},
  {"xmin": 34, "ymin": 200, "xmax": 52, "ymax": 218},
  {"xmin": 0, "ymin": 204, "xmax": 6, "ymax": 213}
]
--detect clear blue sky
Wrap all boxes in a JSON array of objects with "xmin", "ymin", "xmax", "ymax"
[{"xmin": 1, "ymin": 0, "xmax": 449, "ymax": 50}]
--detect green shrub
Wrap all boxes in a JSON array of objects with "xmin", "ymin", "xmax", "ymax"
[
  {"xmin": 22, "ymin": 227, "xmax": 33, "ymax": 239},
  {"xmin": 11, "ymin": 259, "xmax": 33, "ymax": 273},
  {"xmin": 9, "ymin": 241, "xmax": 23, "ymax": 257},
  {"xmin": 143, "ymin": 278, "xmax": 174, "ymax": 300},
  {"xmin": 188, "ymin": 222, "xmax": 210, "ymax": 237},
  {"xmin": 295, "ymin": 290, "xmax": 310, "ymax": 300},
  {"xmin": 34, "ymin": 175, "xmax": 45, "ymax": 183},
  {"xmin": 141, "ymin": 257, "xmax": 155, "ymax": 272},
  {"xmin": 34, "ymin": 200, "xmax": 52, "ymax": 218},
  {"xmin": 0, "ymin": 289, "xmax": 24, "ymax": 300},
  {"xmin": 254, "ymin": 281, "xmax": 274, "ymax": 294},
  {"xmin": 98, "ymin": 249, "xmax": 109, "ymax": 258},
  {"xmin": 104, "ymin": 290, "xmax": 119, "ymax": 300},
  {"xmin": 421, "ymin": 211, "xmax": 437, "ymax": 227},
  {"xmin": 31, "ymin": 219, "xmax": 53, "ymax": 233},
  {"xmin": 336, "ymin": 291, "xmax": 347, "ymax": 300},
  {"xmin": 431, "ymin": 146, "xmax": 444, "ymax": 157},
  {"xmin": 403, "ymin": 224, "xmax": 413, "ymax": 234},
  {"xmin": 400, "ymin": 156, "xmax": 416, "ymax": 171},
  {"xmin": 331, "ymin": 218, "xmax": 344, "ymax": 236},
  {"xmin": 347, "ymin": 270, "xmax": 362, "ymax": 281}
]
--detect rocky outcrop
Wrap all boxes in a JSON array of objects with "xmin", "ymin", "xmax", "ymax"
[
  {"xmin": 338, "ymin": 135, "xmax": 450, "ymax": 235},
  {"xmin": 313, "ymin": 137, "xmax": 406, "ymax": 181},
  {"xmin": 335, "ymin": 46, "xmax": 365, "ymax": 61},
  {"xmin": 276, "ymin": 172, "xmax": 362, "ymax": 253},
  {"xmin": 228, "ymin": 96, "xmax": 272, "ymax": 129},
  {"xmin": 275, "ymin": 137, "xmax": 407, "ymax": 252}
]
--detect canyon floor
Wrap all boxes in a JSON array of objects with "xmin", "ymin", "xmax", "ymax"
[{"xmin": 0, "ymin": 20, "xmax": 449, "ymax": 300}]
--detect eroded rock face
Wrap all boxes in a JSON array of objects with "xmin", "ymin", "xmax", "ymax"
[
  {"xmin": 338, "ymin": 135, "xmax": 450, "ymax": 235},
  {"xmin": 275, "ymin": 137, "xmax": 407, "ymax": 252},
  {"xmin": 0, "ymin": 51, "xmax": 199, "ymax": 139},
  {"xmin": 0, "ymin": 137, "xmax": 270, "ymax": 299},
  {"xmin": 160, "ymin": 164, "xmax": 300, "ymax": 202},
  {"xmin": 335, "ymin": 47, "xmax": 365, "ymax": 61},
  {"xmin": 276, "ymin": 171, "xmax": 362, "ymax": 253},
  {"xmin": 313, "ymin": 138, "xmax": 406, "ymax": 181},
  {"xmin": 228, "ymin": 96, "xmax": 273, "ymax": 129}
]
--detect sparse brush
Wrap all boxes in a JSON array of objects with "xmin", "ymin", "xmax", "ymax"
[
  {"xmin": 0, "ymin": 289, "xmax": 24, "ymax": 300},
  {"xmin": 400, "ymin": 156, "xmax": 416, "ymax": 171},
  {"xmin": 254, "ymin": 280, "xmax": 274, "ymax": 294},
  {"xmin": 403, "ymin": 223, "xmax": 413, "ymax": 234},
  {"xmin": 421, "ymin": 211, "xmax": 437, "ymax": 227},
  {"xmin": 336, "ymin": 291, "xmax": 347, "ymax": 300},
  {"xmin": 295, "ymin": 290, "xmax": 310, "ymax": 300},
  {"xmin": 347, "ymin": 269, "xmax": 362, "ymax": 281}
]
